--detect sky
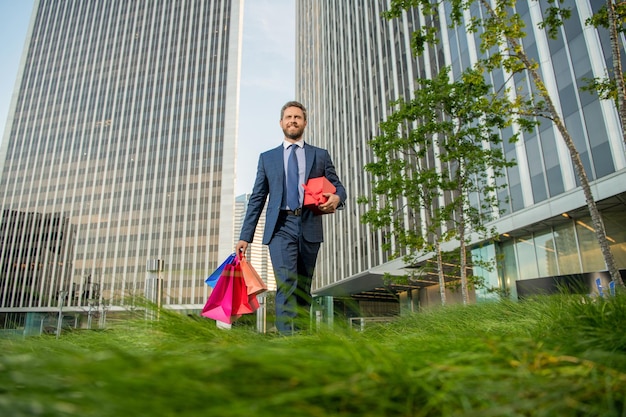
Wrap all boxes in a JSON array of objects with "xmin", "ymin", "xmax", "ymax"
[{"xmin": 0, "ymin": 0, "xmax": 295, "ymax": 196}]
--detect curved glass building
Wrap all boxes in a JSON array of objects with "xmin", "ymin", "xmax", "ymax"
[{"xmin": 296, "ymin": 1, "xmax": 626, "ymax": 314}]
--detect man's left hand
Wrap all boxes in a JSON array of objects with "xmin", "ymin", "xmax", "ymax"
[{"xmin": 319, "ymin": 193, "xmax": 340, "ymax": 214}]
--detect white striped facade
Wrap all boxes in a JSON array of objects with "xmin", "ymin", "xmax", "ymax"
[{"xmin": 0, "ymin": 0, "xmax": 243, "ymax": 317}]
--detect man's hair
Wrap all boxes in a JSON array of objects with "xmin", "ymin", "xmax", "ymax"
[{"xmin": 280, "ymin": 101, "xmax": 307, "ymax": 121}]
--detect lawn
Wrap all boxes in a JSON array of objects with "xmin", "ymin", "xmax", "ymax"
[{"xmin": 1, "ymin": 293, "xmax": 625, "ymax": 416}]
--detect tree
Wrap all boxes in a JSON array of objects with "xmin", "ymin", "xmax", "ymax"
[
  {"xmin": 360, "ymin": 67, "xmax": 527, "ymax": 304},
  {"xmin": 585, "ymin": 1, "xmax": 626, "ymax": 146},
  {"xmin": 606, "ymin": 0, "xmax": 626, "ymax": 142},
  {"xmin": 384, "ymin": 0, "xmax": 624, "ymax": 288}
]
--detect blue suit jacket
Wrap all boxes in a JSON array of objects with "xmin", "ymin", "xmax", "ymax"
[{"xmin": 239, "ymin": 143, "xmax": 347, "ymax": 245}]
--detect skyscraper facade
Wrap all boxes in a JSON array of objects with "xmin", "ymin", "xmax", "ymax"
[
  {"xmin": 296, "ymin": 1, "xmax": 626, "ymax": 309},
  {"xmin": 0, "ymin": 0, "xmax": 243, "ymax": 329}
]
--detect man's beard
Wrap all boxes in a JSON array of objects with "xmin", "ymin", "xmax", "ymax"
[{"xmin": 283, "ymin": 125, "xmax": 305, "ymax": 140}]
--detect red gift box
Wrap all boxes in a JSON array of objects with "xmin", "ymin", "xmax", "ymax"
[{"xmin": 303, "ymin": 177, "xmax": 336, "ymax": 215}]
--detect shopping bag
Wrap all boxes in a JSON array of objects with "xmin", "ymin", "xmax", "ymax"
[
  {"xmin": 239, "ymin": 254, "xmax": 268, "ymax": 296},
  {"xmin": 202, "ymin": 264, "xmax": 237, "ymax": 323},
  {"xmin": 248, "ymin": 294, "xmax": 260, "ymax": 311},
  {"xmin": 205, "ymin": 253, "xmax": 236, "ymax": 288},
  {"xmin": 302, "ymin": 177, "xmax": 336, "ymax": 215},
  {"xmin": 231, "ymin": 264, "xmax": 254, "ymax": 315},
  {"xmin": 201, "ymin": 261, "xmax": 252, "ymax": 323}
]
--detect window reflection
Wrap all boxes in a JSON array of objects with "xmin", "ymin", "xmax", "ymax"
[
  {"xmin": 553, "ymin": 222, "xmax": 581, "ymax": 275},
  {"xmin": 471, "ymin": 244, "xmax": 500, "ymax": 300},
  {"xmin": 500, "ymin": 241, "xmax": 519, "ymax": 299},
  {"xmin": 534, "ymin": 230, "xmax": 558, "ymax": 277},
  {"xmin": 515, "ymin": 235, "xmax": 539, "ymax": 279},
  {"xmin": 600, "ymin": 210, "xmax": 626, "ymax": 268},
  {"xmin": 575, "ymin": 216, "xmax": 606, "ymax": 272}
]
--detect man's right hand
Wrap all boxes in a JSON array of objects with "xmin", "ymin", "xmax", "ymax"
[{"xmin": 236, "ymin": 240, "xmax": 249, "ymax": 256}]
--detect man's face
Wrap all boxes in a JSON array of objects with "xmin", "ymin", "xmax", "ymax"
[{"xmin": 280, "ymin": 106, "xmax": 307, "ymax": 140}]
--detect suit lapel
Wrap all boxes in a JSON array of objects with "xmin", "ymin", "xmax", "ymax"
[
  {"xmin": 304, "ymin": 143, "xmax": 315, "ymax": 182},
  {"xmin": 270, "ymin": 145, "xmax": 285, "ymax": 181}
]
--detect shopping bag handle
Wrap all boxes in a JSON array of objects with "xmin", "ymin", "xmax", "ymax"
[{"xmin": 225, "ymin": 252, "xmax": 240, "ymax": 266}]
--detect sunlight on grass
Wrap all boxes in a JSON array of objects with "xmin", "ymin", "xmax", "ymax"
[{"xmin": 1, "ymin": 294, "xmax": 625, "ymax": 416}]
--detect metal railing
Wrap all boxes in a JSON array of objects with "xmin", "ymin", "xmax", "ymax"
[{"xmin": 349, "ymin": 316, "xmax": 396, "ymax": 331}]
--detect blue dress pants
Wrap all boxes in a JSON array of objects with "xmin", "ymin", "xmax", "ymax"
[{"xmin": 268, "ymin": 211, "xmax": 320, "ymax": 334}]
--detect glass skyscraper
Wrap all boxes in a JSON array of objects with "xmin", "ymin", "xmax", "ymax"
[
  {"xmin": 296, "ymin": 1, "xmax": 626, "ymax": 311},
  {"xmin": 0, "ymin": 0, "xmax": 243, "ymax": 329}
]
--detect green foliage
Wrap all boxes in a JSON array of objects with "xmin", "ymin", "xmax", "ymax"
[
  {"xmin": 581, "ymin": 76, "xmax": 619, "ymax": 102},
  {"xmin": 2, "ymin": 295, "xmax": 626, "ymax": 416},
  {"xmin": 385, "ymin": 0, "xmax": 570, "ymax": 55},
  {"xmin": 536, "ymin": 0, "xmax": 571, "ymax": 39},
  {"xmin": 586, "ymin": 2, "xmax": 626, "ymax": 32},
  {"xmin": 361, "ymin": 65, "xmax": 528, "ymax": 264},
  {"xmin": 583, "ymin": 3, "xmax": 626, "ymax": 104}
]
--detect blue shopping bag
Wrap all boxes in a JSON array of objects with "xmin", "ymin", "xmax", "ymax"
[{"xmin": 205, "ymin": 253, "xmax": 236, "ymax": 288}]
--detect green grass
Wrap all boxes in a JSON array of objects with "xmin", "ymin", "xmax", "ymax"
[{"xmin": 1, "ymin": 293, "xmax": 625, "ymax": 416}]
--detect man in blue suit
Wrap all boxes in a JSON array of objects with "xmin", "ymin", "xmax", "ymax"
[{"xmin": 236, "ymin": 101, "xmax": 346, "ymax": 334}]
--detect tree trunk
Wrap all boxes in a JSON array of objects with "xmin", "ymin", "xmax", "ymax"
[
  {"xmin": 607, "ymin": 0, "xmax": 626, "ymax": 145},
  {"xmin": 458, "ymin": 201, "xmax": 469, "ymax": 305},
  {"xmin": 436, "ymin": 240, "xmax": 447, "ymax": 306}
]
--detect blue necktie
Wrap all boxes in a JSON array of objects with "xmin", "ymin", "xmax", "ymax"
[{"xmin": 287, "ymin": 145, "xmax": 299, "ymax": 209}]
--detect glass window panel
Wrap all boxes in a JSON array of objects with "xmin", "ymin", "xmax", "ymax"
[
  {"xmin": 515, "ymin": 235, "xmax": 539, "ymax": 279},
  {"xmin": 524, "ymin": 135, "xmax": 548, "ymax": 202},
  {"xmin": 559, "ymin": 84, "xmax": 578, "ymax": 117},
  {"xmin": 583, "ymin": 103, "xmax": 614, "ymax": 178},
  {"xmin": 602, "ymin": 210, "xmax": 626, "ymax": 269},
  {"xmin": 569, "ymin": 35, "xmax": 592, "ymax": 80},
  {"xmin": 507, "ymin": 160, "xmax": 524, "ymax": 211},
  {"xmin": 540, "ymin": 127, "xmax": 558, "ymax": 169},
  {"xmin": 552, "ymin": 48, "xmax": 572, "ymax": 90},
  {"xmin": 502, "ymin": 126, "xmax": 516, "ymax": 153},
  {"xmin": 553, "ymin": 222, "xmax": 581, "ymax": 274},
  {"xmin": 564, "ymin": 113, "xmax": 594, "ymax": 182},
  {"xmin": 546, "ymin": 166, "xmax": 564, "ymax": 196},
  {"xmin": 563, "ymin": 8, "xmax": 583, "ymax": 39},
  {"xmin": 576, "ymin": 216, "xmax": 605, "ymax": 272},
  {"xmin": 591, "ymin": 141, "xmax": 614, "ymax": 178},
  {"xmin": 500, "ymin": 240, "xmax": 519, "ymax": 299},
  {"xmin": 510, "ymin": 184, "xmax": 524, "ymax": 212},
  {"xmin": 531, "ymin": 174, "xmax": 548, "ymax": 203},
  {"xmin": 525, "ymin": 135, "xmax": 543, "ymax": 176},
  {"xmin": 583, "ymin": 101, "xmax": 611, "ymax": 147},
  {"xmin": 471, "ymin": 244, "xmax": 500, "ymax": 301},
  {"xmin": 491, "ymin": 69, "xmax": 505, "ymax": 97},
  {"xmin": 534, "ymin": 230, "xmax": 559, "ymax": 277}
]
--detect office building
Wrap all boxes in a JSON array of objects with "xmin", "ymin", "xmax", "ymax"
[
  {"xmin": 0, "ymin": 0, "xmax": 243, "ymax": 331},
  {"xmin": 296, "ymin": 1, "xmax": 626, "ymax": 315}
]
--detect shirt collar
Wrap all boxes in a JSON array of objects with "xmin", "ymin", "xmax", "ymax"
[{"xmin": 283, "ymin": 139, "xmax": 305, "ymax": 149}]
